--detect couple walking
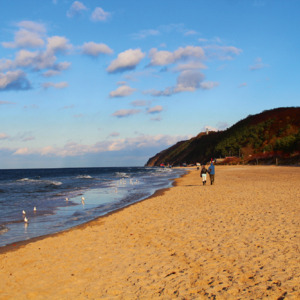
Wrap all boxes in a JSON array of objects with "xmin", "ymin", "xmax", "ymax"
[{"xmin": 200, "ymin": 161, "xmax": 215, "ymax": 186}]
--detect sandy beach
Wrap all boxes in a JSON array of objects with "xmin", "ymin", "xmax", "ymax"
[{"xmin": 0, "ymin": 166, "xmax": 299, "ymax": 299}]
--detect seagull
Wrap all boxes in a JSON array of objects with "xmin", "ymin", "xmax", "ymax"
[
  {"xmin": 33, "ymin": 207, "xmax": 37, "ymax": 212},
  {"xmin": 66, "ymin": 197, "xmax": 69, "ymax": 201},
  {"xmin": 24, "ymin": 217, "xmax": 28, "ymax": 223},
  {"xmin": 22, "ymin": 210, "xmax": 26, "ymax": 215},
  {"xmin": 81, "ymin": 197, "xmax": 85, "ymax": 201}
]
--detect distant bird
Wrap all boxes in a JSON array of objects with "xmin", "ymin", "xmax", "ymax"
[
  {"xmin": 81, "ymin": 197, "xmax": 85, "ymax": 201},
  {"xmin": 24, "ymin": 217, "xmax": 28, "ymax": 223},
  {"xmin": 22, "ymin": 210, "xmax": 26, "ymax": 215},
  {"xmin": 33, "ymin": 207, "xmax": 37, "ymax": 212},
  {"xmin": 66, "ymin": 197, "xmax": 69, "ymax": 201}
]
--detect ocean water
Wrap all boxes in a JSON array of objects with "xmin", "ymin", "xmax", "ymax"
[{"xmin": 0, "ymin": 167, "xmax": 186, "ymax": 247}]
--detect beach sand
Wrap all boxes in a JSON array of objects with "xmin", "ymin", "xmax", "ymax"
[{"xmin": 0, "ymin": 166, "xmax": 299, "ymax": 299}]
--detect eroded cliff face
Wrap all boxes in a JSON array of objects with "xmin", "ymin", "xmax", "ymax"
[{"xmin": 145, "ymin": 107, "xmax": 300, "ymax": 166}]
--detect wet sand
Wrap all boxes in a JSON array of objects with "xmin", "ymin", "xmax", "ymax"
[{"xmin": 0, "ymin": 166, "xmax": 299, "ymax": 299}]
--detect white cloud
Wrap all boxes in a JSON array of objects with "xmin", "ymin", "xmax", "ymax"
[
  {"xmin": 173, "ymin": 61, "xmax": 207, "ymax": 72},
  {"xmin": 2, "ymin": 21, "xmax": 46, "ymax": 49},
  {"xmin": 112, "ymin": 109, "xmax": 141, "ymax": 118},
  {"xmin": 47, "ymin": 36, "xmax": 72, "ymax": 54},
  {"xmin": 109, "ymin": 85, "xmax": 136, "ymax": 98},
  {"xmin": 144, "ymin": 70, "xmax": 218, "ymax": 97},
  {"xmin": 42, "ymin": 81, "xmax": 68, "ymax": 89},
  {"xmin": 149, "ymin": 46, "xmax": 205, "ymax": 66},
  {"xmin": 13, "ymin": 134, "xmax": 190, "ymax": 157},
  {"xmin": 107, "ymin": 48, "xmax": 145, "ymax": 73},
  {"xmin": 0, "ymin": 70, "xmax": 31, "ymax": 91},
  {"xmin": 199, "ymin": 81, "xmax": 219, "ymax": 90},
  {"xmin": 108, "ymin": 132, "xmax": 120, "ymax": 138},
  {"xmin": 131, "ymin": 100, "xmax": 148, "ymax": 107},
  {"xmin": 250, "ymin": 57, "xmax": 268, "ymax": 71},
  {"xmin": 131, "ymin": 29, "xmax": 160, "ymax": 39},
  {"xmin": 91, "ymin": 7, "xmax": 111, "ymax": 22},
  {"xmin": 67, "ymin": 1, "xmax": 87, "ymax": 18},
  {"xmin": 174, "ymin": 70, "xmax": 205, "ymax": 92},
  {"xmin": 0, "ymin": 133, "xmax": 9, "ymax": 140},
  {"xmin": 147, "ymin": 105, "xmax": 163, "ymax": 114},
  {"xmin": 204, "ymin": 45, "xmax": 242, "ymax": 60},
  {"xmin": 81, "ymin": 42, "xmax": 113, "ymax": 57},
  {"xmin": 0, "ymin": 100, "xmax": 15, "ymax": 105},
  {"xmin": 43, "ymin": 62, "xmax": 71, "ymax": 77}
]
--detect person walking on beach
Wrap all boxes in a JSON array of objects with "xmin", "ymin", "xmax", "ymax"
[
  {"xmin": 200, "ymin": 165, "xmax": 208, "ymax": 185},
  {"xmin": 208, "ymin": 160, "xmax": 215, "ymax": 185}
]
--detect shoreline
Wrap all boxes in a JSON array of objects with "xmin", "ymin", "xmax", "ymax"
[
  {"xmin": 0, "ymin": 169, "xmax": 189, "ymax": 254},
  {"xmin": 1, "ymin": 165, "xmax": 299, "ymax": 299}
]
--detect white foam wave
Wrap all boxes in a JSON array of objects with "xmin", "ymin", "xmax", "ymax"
[
  {"xmin": 115, "ymin": 172, "xmax": 130, "ymax": 178},
  {"xmin": 76, "ymin": 175, "xmax": 93, "ymax": 179}
]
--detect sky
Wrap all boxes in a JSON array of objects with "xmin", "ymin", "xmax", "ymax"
[{"xmin": 0, "ymin": 0, "xmax": 299, "ymax": 169}]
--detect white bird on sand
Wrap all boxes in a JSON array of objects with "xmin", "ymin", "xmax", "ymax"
[
  {"xmin": 66, "ymin": 197, "xmax": 69, "ymax": 201},
  {"xmin": 24, "ymin": 217, "xmax": 28, "ymax": 223},
  {"xmin": 33, "ymin": 207, "xmax": 37, "ymax": 212},
  {"xmin": 22, "ymin": 210, "xmax": 26, "ymax": 215},
  {"xmin": 81, "ymin": 196, "xmax": 85, "ymax": 201}
]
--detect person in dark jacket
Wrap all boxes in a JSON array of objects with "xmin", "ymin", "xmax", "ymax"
[
  {"xmin": 208, "ymin": 161, "xmax": 215, "ymax": 185},
  {"xmin": 200, "ymin": 165, "xmax": 208, "ymax": 185}
]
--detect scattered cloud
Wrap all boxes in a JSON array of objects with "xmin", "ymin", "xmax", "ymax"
[
  {"xmin": 108, "ymin": 132, "xmax": 120, "ymax": 138},
  {"xmin": 144, "ymin": 70, "xmax": 218, "ymax": 97},
  {"xmin": 0, "ymin": 133, "xmax": 9, "ymax": 140},
  {"xmin": 0, "ymin": 100, "xmax": 16, "ymax": 105},
  {"xmin": 131, "ymin": 29, "xmax": 160, "ymax": 40},
  {"xmin": 0, "ymin": 70, "xmax": 31, "ymax": 91},
  {"xmin": 47, "ymin": 36, "xmax": 72, "ymax": 54},
  {"xmin": 173, "ymin": 61, "xmax": 207, "ymax": 72},
  {"xmin": 149, "ymin": 46, "xmax": 205, "ymax": 66},
  {"xmin": 12, "ymin": 134, "xmax": 190, "ymax": 157},
  {"xmin": 42, "ymin": 62, "xmax": 71, "ymax": 77},
  {"xmin": 61, "ymin": 104, "xmax": 75, "ymax": 110},
  {"xmin": 184, "ymin": 30, "xmax": 198, "ymax": 36},
  {"xmin": 250, "ymin": 57, "xmax": 268, "ymax": 71},
  {"xmin": 217, "ymin": 121, "xmax": 229, "ymax": 130},
  {"xmin": 109, "ymin": 85, "xmax": 136, "ymax": 98},
  {"xmin": 91, "ymin": 7, "xmax": 111, "ymax": 22},
  {"xmin": 81, "ymin": 42, "xmax": 113, "ymax": 57},
  {"xmin": 42, "ymin": 81, "xmax": 68, "ymax": 89},
  {"xmin": 131, "ymin": 100, "xmax": 149, "ymax": 107},
  {"xmin": 204, "ymin": 45, "xmax": 242, "ymax": 60},
  {"xmin": 107, "ymin": 48, "xmax": 145, "ymax": 73},
  {"xmin": 150, "ymin": 116, "xmax": 162, "ymax": 121},
  {"xmin": 112, "ymin": 109, "xmax": 141, "ymax": 118},
  {"xmin": 67, "ymin": 1, "xmax": 88, "ymax": 18},
  {"xmin": 147, "ymin": 105, "xmax": 163, "ymax": 114},
  {"xmin": 238, "ymin": 82, "xmax": 247, "ymax": 88},
  {"xmin": 200, "ymin": 81, "xmax": 219, "ymax": 90},
  {"xmin": 2, "ymin": 21, "xmax": 46, "ymax": 49}
]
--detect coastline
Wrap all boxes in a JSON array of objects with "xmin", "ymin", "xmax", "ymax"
[
  {"xmin": 0, "ymin": 169, "xmax": 189, "ymax": 254},
  {"xmin": 1, "ymin": 166, "xmax": 299, "ymax": 299}
]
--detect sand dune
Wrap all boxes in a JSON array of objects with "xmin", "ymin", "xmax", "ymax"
[{"xmin": 0, "ymin": 166, "xmax": 299, "ymax": 299}]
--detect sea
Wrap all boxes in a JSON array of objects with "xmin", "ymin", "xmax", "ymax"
[{"xmin": 0, "ymin": 167, "xmax": 186, "ymax": 247}]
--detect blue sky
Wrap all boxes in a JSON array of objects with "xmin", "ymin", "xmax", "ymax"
[{"xmin": 0, "ymin": 0, "xmax": 299, "ymax": 168}]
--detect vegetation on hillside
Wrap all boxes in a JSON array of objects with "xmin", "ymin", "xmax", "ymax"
[{"xmin": 146, "ymin": 107, "xmax": 300, "ymax": 166}]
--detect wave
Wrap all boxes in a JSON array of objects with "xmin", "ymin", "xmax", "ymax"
[
  {"xmin": 16, "ymin": 178, "xmax": 62, "ymax": 186},
  {"xmin": 115, "ymin": 172, "xmax": 130, "ymax": 178},
  {"xmin": 76, "ymin": 175, "xmax": 93, "ymax": 179}
]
